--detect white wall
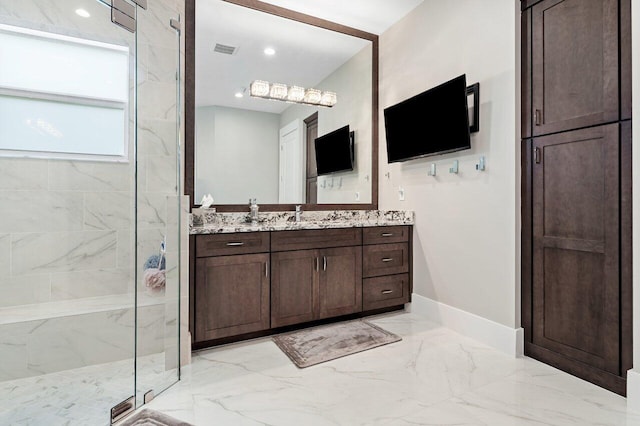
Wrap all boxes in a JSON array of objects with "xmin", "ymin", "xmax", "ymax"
[
  {"xmin": 379, "ymin": 0, "xmax": 520, "ymax": 328},
  {"xmin": 280, "ymin": 45, "xmax": 373, "ymax": 204},
  {"xmin": 196, "ymin": 106, "xmax": 280, "ymax": 204}
]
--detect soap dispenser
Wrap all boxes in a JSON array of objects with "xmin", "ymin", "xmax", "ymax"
[{"xmin": 249, "ymin": 198, "xmax": 259, "ymax": 225}]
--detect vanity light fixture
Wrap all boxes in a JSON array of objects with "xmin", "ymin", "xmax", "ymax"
[
  {"xmin": 269, "ymin": 83, "xmax": 288, "ymax": 99},
  {"xmin": 250, "ymin": 80, "xmax": 337, "ymax": 107},
  {"xmin": 75, "ymin": 8, "xmax": 91, "ymax": 18},
  {"xmin": 303, "ymin": 88, "xmax": 322, "ymax": 104},
  {"xmin": 287, "ymin": 86, "xmax": 305, "ymax": 102},
  {"xmin": 234, "ymin": 87, "xmax": 246, "ymax": 98}
]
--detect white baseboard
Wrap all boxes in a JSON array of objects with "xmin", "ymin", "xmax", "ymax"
[
  {"xmin": 409, "ymin": 293, "xmax": 524, "ymax": 357},
  {"xmin": 627, "ymin": 370, "xmax": 640, "ymax": 412}
]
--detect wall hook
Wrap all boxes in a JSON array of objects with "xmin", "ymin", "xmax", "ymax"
[
  {"xmin": 449, "ymin": 160, "xmax": 459, "ymax": 174},
  {"xmin": 427, "ymin": 163, "xmax": 437, "ymax": 177},
  {"xmin": 476, "ymin": 156, "xmax": 486, "ymax": 171},
  {"xmin": 384, "ymin": 171, "xmax": 391, "ymax": 179}
]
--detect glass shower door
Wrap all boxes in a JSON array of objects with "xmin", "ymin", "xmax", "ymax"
[
  {"xmin": 135, "ymin": 0, "xmax": 182, "ymax": 405},
  {"xmin": 0, "ymin": 0, "xmax": 138, "ymax": 424}
]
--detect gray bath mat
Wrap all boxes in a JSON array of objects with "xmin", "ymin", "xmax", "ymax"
[
  {"xmin": 273, "ymin": 320, "xmax": 401, "ymax": 368},
  {"xmin": 118, "ymin": 409, "xmax": 193, "ymax": 426}
]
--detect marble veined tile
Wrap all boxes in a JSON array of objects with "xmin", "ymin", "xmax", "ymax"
[
  {"xmin": 0, "ymin": 191, "xmax": 84, "ymax": 233},
  {"xmin": 50, "ymin": 268, "xmax": 131, "ymax": 301},
  {"xmin": 140, "ymin": 119, "xmax": 178, "ymax": 157},
  {"xmin": 11, "ymin": 231, "xmax": 117, "ymax": 275},
  {"xmin": 49, "ymin": 160, "xmax": 132, "ymax": 192},
  {"xmin": 0, "ymin": 158, "xmax": 48, "ymax": 190},
  {"xmin": 84, "ymin": 192, "xmax": 132, "ymax": 231},
  {"xmin": 0, "ymin": 233, "xmax": 9, "ymax": 274},
  {"xmin": 444, "ymin": 365, "xmax": 640, "ymax": 426},
  {"xmin": 138, "ymin": 81, "xmax": 178, "ymax": 121},
  {"xmin": 147, "ymin": 311, "xmax": 638, "ymax": 426},
  {"xmin": 0, "ymin": 275, "xmax": 51, "ymax": 308},
  {"xmin": 138, "ymin": 193, "xmax": 169, "ymax": 229},
  {"xmin": 143, "ymin": 154, "xmax": 178, "ymax": 194}
]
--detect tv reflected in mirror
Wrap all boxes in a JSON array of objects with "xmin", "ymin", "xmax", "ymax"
[{"xmin": 315, "ymin": 125, "xmax": 354, "ymax": 176}]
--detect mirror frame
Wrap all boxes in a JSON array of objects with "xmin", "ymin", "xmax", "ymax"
[{"xmin": 185, "ymin": 0, "xmax": 379, "ymax": 211}]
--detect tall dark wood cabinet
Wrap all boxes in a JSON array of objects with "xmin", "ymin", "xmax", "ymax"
[{"xmin": 521, "ymin": 0, "xmax": 632, "ymax": 396}]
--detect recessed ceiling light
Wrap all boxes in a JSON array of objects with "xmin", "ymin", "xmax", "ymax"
[
  {"xmin": 264, "ymin": 47, "xmax": 276, "ymax": 56},
  {"xmin": 235, "ymin": 92, "xmax": 244, "ymax": 98},
  {"xmin": 75, "ymin": 8, "xmax": 90, "ymax": 18}
]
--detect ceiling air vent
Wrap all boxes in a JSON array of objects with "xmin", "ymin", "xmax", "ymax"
[{"xmin": 213, "ymin": 43, "xmax": 237, "ymax": 55}]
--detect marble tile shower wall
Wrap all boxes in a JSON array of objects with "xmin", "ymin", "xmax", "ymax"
[
  {"xmin": 0, "ymin": 0, "xmax": 185, "ymax": 381},
  {"xmin": 0, "ymin": 160, "xmax": 134, "ymax": 307}
]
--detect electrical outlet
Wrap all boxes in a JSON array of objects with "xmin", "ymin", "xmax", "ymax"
[
  {"xmin": 355, "ymin": 192, "xmax": 360, "ymax": 201},
  {"xmin": 398, "ymin": 187, "xmax": 405, "ymax": 201}
]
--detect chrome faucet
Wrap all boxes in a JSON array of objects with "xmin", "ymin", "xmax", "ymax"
[
  {"xmin": 249, "ymin": 198, "xmax": 259, "ymax": 224},
  {"xmin": 295, "ymin": 205, "xmax": 302, "ymax": 222}
]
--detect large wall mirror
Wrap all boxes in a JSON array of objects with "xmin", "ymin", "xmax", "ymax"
[{"xmin": 186, "ymin": 0, "xmax": 378, "ymax": 210}]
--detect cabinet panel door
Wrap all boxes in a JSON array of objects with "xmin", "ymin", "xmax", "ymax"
[
  {"xmin": 271, "ymin": 249, "xmax": 318, "ymax": 328},
  {"xmin": 532, "ymin": 0, "xmax": 618, "ymax": 136},
  {"xmin": 318, "ymin": 246, "xmax": 362, "ymax": 319},
  {"xmin": 195, "ymin": 253, "xmax": 270, "ymax": 342},
  {"xmin": 532, "ymin": 124, "xmax": 619, "ymax": 374}
]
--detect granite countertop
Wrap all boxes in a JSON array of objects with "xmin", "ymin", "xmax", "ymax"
[{"xmin": 190, "ymin": 210, "xmax": 415, "ymax": 235}]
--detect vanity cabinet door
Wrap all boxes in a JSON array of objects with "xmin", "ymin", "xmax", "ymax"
[
  {"xmin": 271, "ymin": 249, "xmax": 318, "ymax": 328},
  {"xmin": 195, "ymin": 253, "xmax": 270, "ymax": 342},
  {"xmin": 318, "ymin": 246, "xmax": 363, "ymax": 320}
]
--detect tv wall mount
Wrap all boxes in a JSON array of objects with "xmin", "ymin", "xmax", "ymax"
[{"xmin": 467, "ymin": 83, "xmax": 480, "ymax": 133}]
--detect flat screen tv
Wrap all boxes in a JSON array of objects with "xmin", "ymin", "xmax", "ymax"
[
  {"xmin": 314, "ymin": 125, "xmax": 354, "ymax": 176},
  {"xmin": 384, "ymin": 74, "xmax": 471, "ymax": 163}
]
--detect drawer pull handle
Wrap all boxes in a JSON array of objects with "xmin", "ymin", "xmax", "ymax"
[
  {"xmin": 381, "ymin": 290, "xmax": 393, "ymax": 295},
  {"xmin": 315, "ymin": 257, "xmax": 319, "ymax": 271},
  {"xmin": 265, "ymin": 262, "xmax": 268, "ymax": 277},
  {"xmin": 226, "ymin": 242, "xmax": 244, "ymax": 247},
  {"xmin": 323, "ymin": 256, "xmax": 327, "ymax": 271},
  {"xmin": 382, "ymin": 258, "xmax": 393, "ymax": 262},
  {"xmin": 381, "ymin": 233, "xmax": 394, "ymax": 237}
]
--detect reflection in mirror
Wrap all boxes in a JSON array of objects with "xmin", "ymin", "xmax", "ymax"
[{"xmin": 195, "ymin": 0, "xmax": 373, "ymax": 205}]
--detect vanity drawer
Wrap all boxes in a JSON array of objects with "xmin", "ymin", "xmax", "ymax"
[
  {"xmin": 271, "ymin": 228, "xmax": 362, "ymax": 252},
  {"xmin": 196, "ymin": 232, "xmax": 270, "ymax": 257},
  {"xmin": 363, "ymin": 226, "xmax": 410, "ymax": 245},
  {"xmin": 363, "ymin": 274, "xmax": 410, "ymax": 311},
  {"xmin": 363, "ymin": 243, "xmax": 409, "ymax": 278}
]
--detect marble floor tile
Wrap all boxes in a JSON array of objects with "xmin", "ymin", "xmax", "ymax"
[
  {"xmin": 148, "ymin": 311, "xmax": 639, "ymax": 426},
  {"xmin": 3, "ymin": 311, "xmax": 638, "ymax": 426}
]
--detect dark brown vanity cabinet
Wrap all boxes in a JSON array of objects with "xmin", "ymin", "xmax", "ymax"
[
  {"xmin": 362, "ymin": 227, "xmax": 411, "ymax": 311},
  {"xmin": 271, "ymin": 229, "xmax": 363, "ymax": 327},
  {"xmin": 194, "ymin": 234, "xmax": 271, "ymax": 341},
  {"xmin": 192, "ymin": 226, "xmax": 411, "ymax": 348},
  {"xmin": 521, "ymin": 0, "xmax": 632, "ymax": 395}
]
